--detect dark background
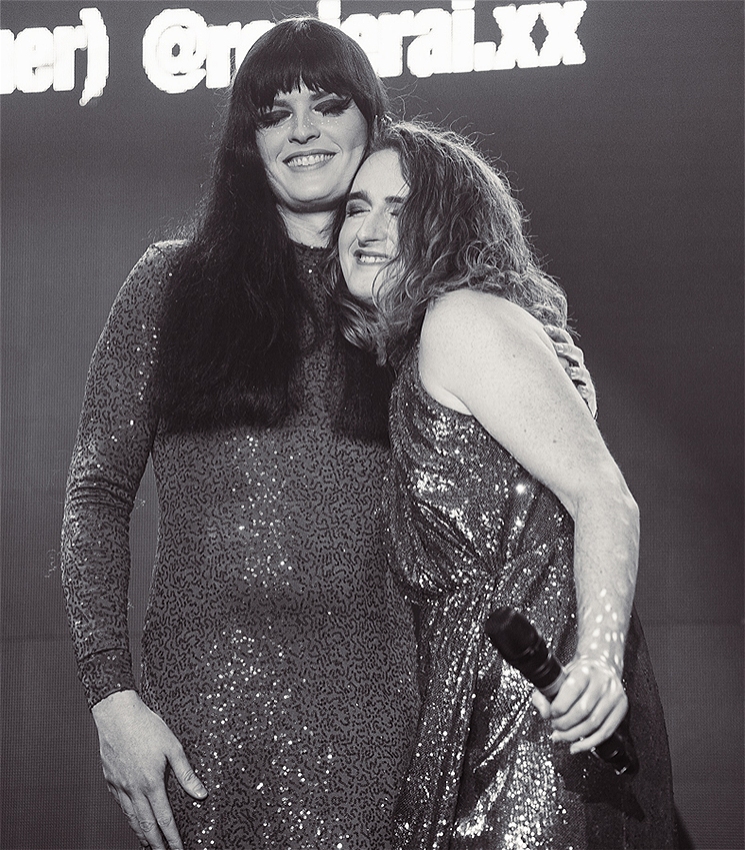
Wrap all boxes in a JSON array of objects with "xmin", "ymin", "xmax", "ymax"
[{"xmin": 2, "ymin": 1, "xmax": 743, "ymax": 847}]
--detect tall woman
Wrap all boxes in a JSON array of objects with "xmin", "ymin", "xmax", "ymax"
[
  {"xmin": 60, "ymin": 19, "xmax": 419, "ymax": 850},
  {"xmin": 334, "ymin": 122, "xmax": 676, "ymax": 848}
]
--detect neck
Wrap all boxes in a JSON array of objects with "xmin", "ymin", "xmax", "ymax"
[{"xmin": 279, "ymin": 208, "xmax": 334, "ymax": 248}]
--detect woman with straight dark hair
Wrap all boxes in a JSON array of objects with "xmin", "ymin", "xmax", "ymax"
[
  {"xmin": 61, "ymin": 19, "xmax": 419, "ymax": 850},
  {"xmin": 334, "ymin": 122, "xmax": 676, "ymax": 848},
  {"xmin": 61, "ymin": 18, "xmax": 595, "ymax": 850}
]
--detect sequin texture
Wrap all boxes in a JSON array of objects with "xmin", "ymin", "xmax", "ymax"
[
  {"xmin": 385, "ymin": 349, "xmax": 676, "ymax": 849},
  {"xmin": 61, "ymin": 243, "xmax": 419, "ymax": 848}
]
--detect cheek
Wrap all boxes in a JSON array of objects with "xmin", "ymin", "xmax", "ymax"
[
  {"xmin": 339, "ymin": 253, "xmax": 357, "ymax": 292},
  {"xmin": 339, "ymin": 213, "xmax": 363, "ymax": 252},
  {"xmin": 340, "ymin": 116, "xmax": 369, "ymax": 157},
  {"xmin": 255, "ymin": 131, "xmax": 276, "ymax": 172},
  {"xmin": 387, "ymin": 224, "xmax": 401, "ymax": 254},
  {"xmin": 338, "ymin": 148, "xmax": 365, "ymax": 184}
]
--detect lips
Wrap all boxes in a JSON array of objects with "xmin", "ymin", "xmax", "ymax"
[{"xmin": 284, "ymin": 152, "xmax": 335, "ymax": 169}]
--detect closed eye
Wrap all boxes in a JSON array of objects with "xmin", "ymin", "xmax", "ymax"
[
  {"xmin": 345, "ymin": 202, "xmax": 368, "ymax": 218},
  {"xmin": 256, "ymin": 109, "xmax": 288, "ymax": 129},
  {"xmin": 316, "ymin": 95, "xmax": 354, "ymax": 117}
]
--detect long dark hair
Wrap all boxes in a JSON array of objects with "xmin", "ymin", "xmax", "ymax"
[
  {"xmin": 157, "ymin": 18, "xmax": 390, "ymax": 432},
  {"xmin": 331, "ymin": 122, "xmax": 568, "ymax": 366}
]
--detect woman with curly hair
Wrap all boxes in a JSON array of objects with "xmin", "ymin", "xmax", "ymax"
[{"xmin": 334, "ymin": 122, "xmax": 676, "ymax": 848}]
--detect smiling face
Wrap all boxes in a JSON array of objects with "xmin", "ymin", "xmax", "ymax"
[
  {"xmin": 338, "ymin": 149, "xmax": 409, "ymax": 302},
  {"xmin": 255, "ymin": 82, "xmax": 369, "ymax": 215}
]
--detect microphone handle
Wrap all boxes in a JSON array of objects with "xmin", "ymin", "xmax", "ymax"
[{"xmin": 483, "ymin": 607, "xmax": 639, "ymax": 777}]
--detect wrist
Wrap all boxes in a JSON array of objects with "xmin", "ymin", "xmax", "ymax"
[
  {"xmin": 572, "ymin": 647, "xmax": 624, "ymax": 678},
  {"xmin": 91, "ymin": 688, "xmax": 141, "ymax": 720}
]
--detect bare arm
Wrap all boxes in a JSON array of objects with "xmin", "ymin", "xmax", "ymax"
[{"xmin": 419, "ymin": 290, "xmax": 637, "ymax": 751}]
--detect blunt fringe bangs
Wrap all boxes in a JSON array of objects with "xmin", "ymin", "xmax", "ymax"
[
  {"xmin": 332, "ymin": 122, "xmax": 569, "ymax": 366},
  {"xmin": 156, "ymin": 18, "xmax": 390, "ymax": 433},
  {"xmin": 235, "ymin": 17, "xmax": 389, "ymax": 128}
]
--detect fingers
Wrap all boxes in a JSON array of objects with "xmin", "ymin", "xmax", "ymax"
[
  {"xmin": 147, "ymin": 788, "xmax": 184, "ymax": 850},
  {"xmin": 568, "ymin": 364, "xmax": 588, "ymax": 386},
  {"xmin": 544, "ymin": 326, "xmax": 598, "ymax": 416},
  {"xmin": 569, "ymin": 697, "xmax": 629, "ymax": 754},
  {"xmin": 550, "ymin": 661, "xmax": 617, "ymax": 724},
  {"xmin": 170, "ymin": 747, "xmax": 208, "ymax": 800},
  {"xmin": 544, "ymin": 328, "xmax": 585, "ymax": 369},
  {"xmin": 114, "ymin": 790, "xmax": 168, "ymax": 850},
  {"xmin": 574, "ymin": 378, "xmax": 598, "ymax": 419},
  {"xmin": 542, "ymin": 659, "xmax": 626, "ymax": 753},
  {"xmin": 552, "ymin": 684, "xmax": 626, "ymax": 744},
  {"xmin": 543, "ymin": 324, "xmax": 573, "ymax": 347},
  {"xmin": 110, "ymin": 787, "xmax": 150, "ymax": 848},
  {"xmin": 109, "ymin": 783, "xmax": 184, "ymax": 850},
  {"xmin": 93, "ymin": 694, "xmax": 195, "ymax": 849},
  {"xmin": 532, "ymin": 689, "xmax": 552, "ymax": 720},
  {"xmin": 545, "ymin": 329, "xmax": 598, "ymax": 411},
  {"xmin": 567, "ymin": 364, "xmax": 598, "ymax": 418}
]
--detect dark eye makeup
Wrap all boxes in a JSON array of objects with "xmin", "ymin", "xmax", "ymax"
[{"xmin": 256, "ymin": 92, "xmax": 354, "ymax": 129}]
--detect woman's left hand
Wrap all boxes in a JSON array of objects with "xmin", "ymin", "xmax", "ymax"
[
  {"xmin": 531, "ymin": 654, "xmax": 627, "ymax": 754},
  {"xmin": 544, "ymin": 325, "xmax": 598, "ymax": 420}
]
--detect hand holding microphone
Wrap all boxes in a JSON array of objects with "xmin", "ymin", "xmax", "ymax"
[{"xmin": 484, "ymin": 607, "xmax": 638, "ymax": 776}]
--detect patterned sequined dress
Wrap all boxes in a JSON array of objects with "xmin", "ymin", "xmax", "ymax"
[
  {"xmin": 386, "ymin": 349, "xmax": 676, "ymax": 850},
  {"xmin": 61, "ymin": 243, "xmax": 419, "ymax": 848}
]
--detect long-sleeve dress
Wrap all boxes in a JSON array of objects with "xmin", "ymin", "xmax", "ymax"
[
  {"xmin": 386, "ymin": 349, "xmax": 676, "ymax": 850},
  {"xmin": 61, "ymin": 242, "xmax": 419, "ymax": 849}
]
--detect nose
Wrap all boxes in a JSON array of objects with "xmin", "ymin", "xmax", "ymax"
[
  {"xmin": 356, "ymin": 210, "xmax": 388, "ymax": 245},
  {"xmin": 289, "ymin": 108, "xmax": 320, "ymax": 144}
]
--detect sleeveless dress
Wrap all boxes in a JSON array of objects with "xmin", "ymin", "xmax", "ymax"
[
  {"xmin": 385, "ymin": 349, "xmax": 676, "ymax": 850},
  {"xmin": 61, "ymin": 242, "xmax": 419, "ymax": 848}
]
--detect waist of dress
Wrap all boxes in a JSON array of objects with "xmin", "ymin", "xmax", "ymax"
[{"xmin": 397, "ymin": 533, "xmax": 571, "ymax": 604}]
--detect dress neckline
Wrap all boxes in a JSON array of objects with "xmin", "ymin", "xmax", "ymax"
[{"xmin": 292, "ymin": 241, "xmax": 330, "ymax": 257}]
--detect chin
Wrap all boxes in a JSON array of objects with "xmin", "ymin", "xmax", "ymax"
[
  {"xmin": 357, "ymin": 284, "xmax": 379, "ymax": 303},
  {"xmin": 295, "ymin": 188, "xmax": 344, "ymax": 211}
]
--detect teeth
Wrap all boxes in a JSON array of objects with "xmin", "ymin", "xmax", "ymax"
[
  {"xmin": 286, "ymin": 153, "xmax": 333, "ymax": 168},
  {"xmin": 357, "ymin": 254, "xmax": 389, "ymax": 264}
]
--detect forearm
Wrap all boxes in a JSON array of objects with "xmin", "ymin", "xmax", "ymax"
[
  {"xmin": 61, "ymin": 477, "xmax": 138, "ymax": 706},
  {"xmin": 572, "ymin": 481, "xmax": 639, "ymax": 676}
]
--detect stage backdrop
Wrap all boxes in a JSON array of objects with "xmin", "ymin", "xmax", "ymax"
[{"xmin": 2, "ymin": 2, "xmax": 742, "ymax": 848}]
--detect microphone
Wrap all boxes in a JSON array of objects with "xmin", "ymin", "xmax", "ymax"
[{"xmin": 484, "ymin": 606, "xmax": 638, "ymax": 777}]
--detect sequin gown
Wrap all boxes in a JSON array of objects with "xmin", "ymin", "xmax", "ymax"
[
  {"xmin": 61, "ymin": 243, "xmax": 419, "ymax": 849},
  {"xmin": 386, "ymin": 349, "xmax": 676, "ymax": 850}
]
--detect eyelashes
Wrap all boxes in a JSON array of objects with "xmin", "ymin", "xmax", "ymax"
[
  {"xmin": 256, "ymin": 94, "xmax": 355, "ymax": 129},
  {"xmin": 319, "ymin": 95, "xmax": 354, "ymax": 116},
  {"xmin": 256, "ymin": 111, "xmax": 285, "ymax": 129},
  {"xmin": 345, "ymin": 203, "xmax": 368, "ymax": 218},
  {"xmin": 344, "ymin": 204, "xmax": 403, "ymax": 219}
]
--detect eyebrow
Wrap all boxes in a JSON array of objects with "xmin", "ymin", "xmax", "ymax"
[{"xmin": 346, "ymin": 190, "xmax": 407, "ymax": 205}]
